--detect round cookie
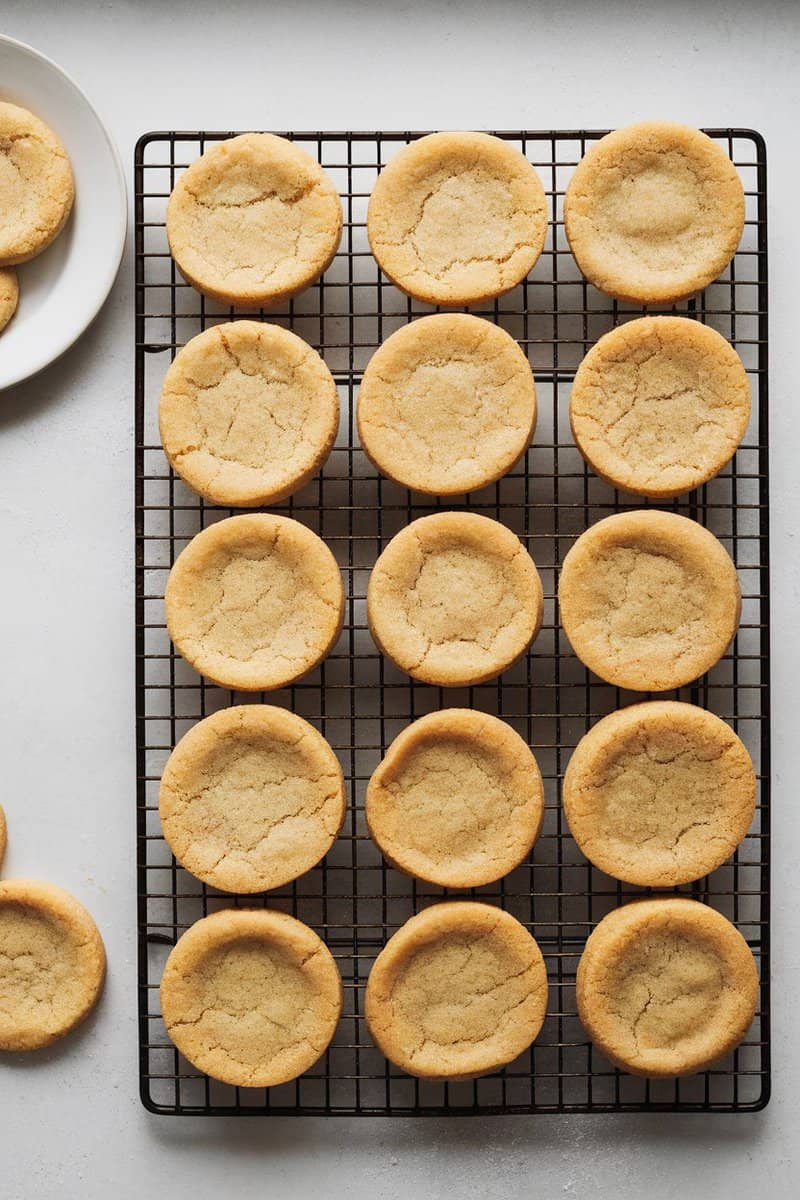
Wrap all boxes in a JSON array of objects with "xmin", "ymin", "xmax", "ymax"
[
  {"xmin": 0, "ymin": 268, "xmax": 19, "ymax": 333},
  {"xmin": 564, "ymin": 122, "xmax": 744, "ymax": 305},
  {"xmin": 576, "ymin": 898, "xmax": 759, "ymax": 1077},
  {"xmin": 366, "ymin": 709, "xmax": 544, "ymax": 888},
  {"xmin": 0, "ymin": 804, "xmax": 6, "ymax": 868},
  {"xmin": 160, "ymin": 907, "xmax": 342, "ymax": 1087},
  {"xmin": 558, "ymin": 510, "xmax": 740, "ymax": 692},
  {"xmin": 357, "ymin": 314, "xmax": 537, "ymax": 496},
  {"xmin": 166, "ymin": 133, "xmax": 342, "ymax": 307},
  {"xmin": 160, "ymin": 321, "xmax": 339, "ymax": 507},
  {"xmin": 563, "ymin": 701, "xmax": 755, "ymax": 887},
  {"xmin": 0, "ymin": 880, "xmax": 106, "ymax": 1051},
  {"xmin": 160, "ymin": 705, "xmax": 346, "ymax": 893},
  {"xmin": 367, "ymin": 131, "xmax": 548, "ymax": 306},
  {"xmin": 165, "ymin": 514, "xmax": 344, "ymax": 691},
  {"xmin": 0, "ymin": 102, "xmax": 74, "ymax": 265},
  {"xmin": 365, "ymin": 901, "xmax": 548, "ymax": 1079},
  {"xmin": 570, "ymin": 317, "xmax": 751, "ymax": 498},
  {"xmin": 367, "ymin": 511, "xmax": 543, "ymax": 687}
]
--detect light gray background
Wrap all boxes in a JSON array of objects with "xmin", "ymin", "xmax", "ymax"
[{"xmin": 0, "ymin": 2, "xmax": 796, "ymax": 1197}]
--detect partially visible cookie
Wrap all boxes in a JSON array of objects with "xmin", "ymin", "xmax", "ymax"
[
  {"xmin": 0, "ymin": 268, "xmax": 19, "ymax": 333},
  {"xmin": 570, "ymin": 317, "xmax": 751, "ymax": 498},
  {"xmin": 564, "ymin": 122, "xmax": 744, "ymax": 305},
  {"xmin": 365, "ymin": 902, "xmax": 548, "ymax": 1079},
  {"xmin": 357, "ymin": 313, "xmax": 537, "ymax": 495},
  {"xmin": 160, "ymin": 908, "xmax": 342, "ymax": 1087},
  {"xmin": 165, "ymin": 514, "xmax": 344, "ymax": 691},
  {"xmin": 563, "ymin": 701, "xmax": 756, "ymax": 886},
  {"xmin": 0, "ymin": 880, "xmax": 106, "ymax": 1051},
  {"xmin": 366, "ymin": 709, "xmax": 544, "ymax": 887},
  {"xmin": 367, "ymin": 511, "xmax": 543, "ymax": 687},
  {"xmin": 160, "ymin": 705, "xmax": 346, "ymax": 893},
  {"xmin": 576, "ymin": 898, "xmax": 759, "ymax": 1077},
  {"xmin": 159, "ymin": 321, "xmax": 339, "ymax": 506},
  {"xmin": 368, "ymin": 131, "xmax": 548, "ymax": 306},
  {"xmin": 166, "ymin": 133, "xmax": 342, "ymax": 307},
  {"xmin": 558, "ymin": 510, "xmax": 740, "ymax": 692},
  {"xmin": 0, "ymin": 102, "xmax": 74, "ymax": 265}
]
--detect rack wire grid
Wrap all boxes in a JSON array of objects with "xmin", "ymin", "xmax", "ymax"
[{"xmin": 135, "ymin": 129, "xmax": 770, "ymax": 1116}]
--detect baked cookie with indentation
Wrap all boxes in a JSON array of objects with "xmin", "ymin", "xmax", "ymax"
[
  {"xmin": 166, "ymin": 133, "xmax": 342, "ymax": 307},
  {"xmin": 165, "ymin": 514, "xmax": 344, "ymax": 691},
  {"xmin": 357, "ymin": 313, "xmax": 536, "ymax": 495},
  {"xmin": 365, "ymin": 901, "xmax": 548, "ymax": 1079},
  {"xmin": 160, "ymin": 908, "xmax": 342, "ymax": 1087},
  {"xmin": 563, "ymin": 701, "xmax": 755, "ymax": 886},
  {"xmin": 570, "ymin": 317, "xmax": 751, "ymax": 498},
  {"xmin": 0, "ymin": 268, "xmax": 19, "ymax": 333},
  {"xmin": 367, "ymin": 131, "xmax": 547, "ymax": 306},
  {"xmin": 366, "ymin": 709, "xmax": 544, "ymax": 887},
  {"xmin": 160, "ymin": 705, "xmax": 345, "ymax": 892},
  {"xmin": 160, "ymin": 321, "xmax": 339, "ymax": 506},
  {"xmin": 558, "ymin": 510, "xmax": 740, "ymax": 692},
  {"xmin": 0, "ymin": 102, "xmax": 74, "ymax": 265},
  {"xmin": 367, "ymin": 511, "xmax": 543, "ymax": 687},
  {"xmin": 0, "ymin": 880, "xmax": 106, "ymax": 1051},
  {"xmin": 564, "ymin": 122, "xmax": 744, "ymax": 305},
  {"xmin": 576, "ymin": 898, "xmax": 759, "ymax": 1077}
]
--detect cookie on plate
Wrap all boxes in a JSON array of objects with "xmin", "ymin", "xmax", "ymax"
[
  {"xmin": 166, "ymin": 133, "xmax": 342, "ymax": 307},
  {"xmin": 160, "ymin": 907, "xmax": 342, "ymax": 1087},
  {"xmin": 368, "ymin": 131, "xmax": 547, "ymax": 306},
  {"xmin": 0, "ymin": 101, "xmax": 74, "ymax": 265},
  {"xmin": 357, "ymin": 313, "xmax": 536, "ymax": 495},
  {"xmin": 0, "ymin": 268, "xmax": 19, "ymax": 333},
  {"xmin": 564, "ymin": 122, "xmax": 744, "ymax": 305}
]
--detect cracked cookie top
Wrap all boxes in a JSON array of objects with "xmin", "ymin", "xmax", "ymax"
[
  {"xmin": 165, "ymin": 514, "xmax": 344, "ymax": 691},
  {"xmin": 160, "ymin": 705, "xmax": 346, "ymax": 893},
  {"xmin": 367, "ymin": 132, "xmax": 548, "ymax": 306},
  {"xmin": 563, "ymin": 701, "xmax": 755, "ymax": 887},
  {"xmin": 570, "ymin": 316, "xmax": 751, "ymax": 498},
  {"xmin": 367, "ymin": 511, "xmax": 543, "ymax": 687},
  {"xmin": 357, "ymin": 313, "xmax": 537, "ymax": 495},
  {"xmin": 558, "ymin": 510, "xmax": 740, "ymax": 692},
  {"xmin": 564, "ymin": 122, "xmax": 744, "ymax": 305},
  {"xmin": 160, "ymin": 908, "xmax": 342, "ymax": 1087},
  {"xmin": 365, "ymin": 901, "xmax": 548, "ymax": 1079},
  {"xmin": 166, "ymin": 133, "xmax": 342, "ymax": 307},
  {"xmin": 0, "ymin": 268, "xmax": 19, "ymax": 333},
  {"xmin": 0, "ymin": 102, "xmax": 74, "ymax": 265},
  {"xmin": 366, "ymin": 709, "xmax": 543, "ymax": 888},
  {"xmin": 576, "ymin": 898, "xmax": 759, "ymax": 1077},
  {"xmin": 159, "ymin": 321, "xmax": 339, "ymax": 506},
  {"xmin": 0, "ymin": 880, "xmax": 106, "ymax": 1051}
]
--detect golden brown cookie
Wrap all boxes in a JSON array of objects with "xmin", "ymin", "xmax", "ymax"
[
  {"xmin": 367, "ymin": 131, "xmax": 547, "ymax": 306},
  {"xmin": 0, "ymin": 102, "xmax": 74, "ymax": 265},
  {"xmin": 367, "ymin": 511, "xmax": 543, "ymax": 687},
  {"xmin": 159, "ymin": 320, "xmax": 339, "ymax": 506},
  {"xmin": 570, "ymin": 317, "xmax": 751, "ymax": 498},
  {"xmin": 165, "ymin": 514, "xmax": 344, "ymax": 691},
  {"xmin": 365, "ymin": 902, "xmax": 548, "ymax": 1079},
  {"xmin": 166, "ymin": 133, "xmax": 342, "ymax": 307},
  {"xmin": 558, "ymin": 510, "xmax": 740, "ymax": 692},
  {"xmin": 563, "ymin": 701, "xmax": 755, "ymax": 886},
  {"xmin": 564, "ymin": 122, "xmax": 744, "ymax": 305},
  {"xmin": 576, "ymin": 898, "xmax": 759, "ymax": 1077},
  {"xmin": 357, "ymin": 314, "xmax": 537, "ymax": 495},
  {"xmin": 160, "ymin": 907, "xmax": 342, "ymax": 1086},
  {"xmin": 160, "ymin": 705, "xmax": 346, "ymax": 893},
  {"xmin": 0, "ymin": 880, "xmax": 106, "ymax": 1051},
  {"xmin": 366, "ymin": 709, "xmax": 543, "ymax": 888},
  {"xmin": 0, "ymin": 268, "xmax": 19, "ymax": 333}
]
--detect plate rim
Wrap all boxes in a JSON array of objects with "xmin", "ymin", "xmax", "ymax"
[{"xmin": 0, "ymin": 33, "xmax": 127, "ymax": 391}]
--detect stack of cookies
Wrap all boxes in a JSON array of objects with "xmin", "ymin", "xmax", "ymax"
[{"xmin": 152, "ymin": 124, "xmax": 757, "ymax": 1090}]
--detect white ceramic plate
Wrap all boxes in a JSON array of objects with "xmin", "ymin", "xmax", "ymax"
[{"xmin": 0, "ymin": 35, "xmax": 126, "ymax": 390}]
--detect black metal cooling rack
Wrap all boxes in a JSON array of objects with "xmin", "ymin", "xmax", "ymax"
[{"xmin": 134, "ymin": 129, "xmax": 769, "ymax": 1116}]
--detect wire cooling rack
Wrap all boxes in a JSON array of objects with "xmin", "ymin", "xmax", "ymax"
[{"xmin": 135, "ymin": 129, "xmax": 769, "ymax": 1116}]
